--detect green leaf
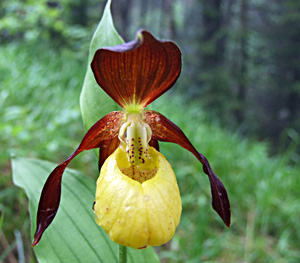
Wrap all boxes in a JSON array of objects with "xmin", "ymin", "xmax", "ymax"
[
  {"xmin": 0, "ymin": 213, "xmax": 4, "ymax": 233},
  {"xmin": 80, "ymin": 0, "xmax": 124, "ymax": 131},
  {"xmin": 11, "ymin": 157, "xmax": 159, "ymax": 263}
]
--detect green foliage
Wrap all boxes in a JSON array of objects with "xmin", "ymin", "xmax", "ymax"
[
  {"xmin": 0, "ymin": 0, "xmax": 91, "ymax": 47},
  {"xmin": 0, "ymin": 42, "xmax": 86, "ymax": 167},
  {"xmin": 1, "ymin": 38, "xmax": 300, "ymax": 262},
  {"xmin": 11, "ymin": 157, "xmax": 159, "ymax": 263},
  {"xmin": 2, "ymin": 0, "xmax": 300, "ymax": 262},
  {"xmin": 0, "ymin": 213, "xmax": 4, "ymax": 233},
  {"xmin": 0, "ymin": 0, "xmax": 62, "ymax": 41},
  {"xmin": 0, "ymin": 41, "xmax": 91, "ymax": 262},
  {"xmin": 153, "ymin": 97, "xmax": 300, "ymax": 262},
  {"xmin": 80, "ymin": 0, "xmax": 123, "ymax": 131},
  {"xmin": 1, "ymin": 0, "xmax": 299, "ymax": 156}
]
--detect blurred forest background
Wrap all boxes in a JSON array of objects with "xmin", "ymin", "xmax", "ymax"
[{"xmin": 1, "ymin": 0, "xmax": 300, "ymax": 262}]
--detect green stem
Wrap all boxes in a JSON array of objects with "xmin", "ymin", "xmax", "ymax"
[{"xmin": 119, "ymin": 244, "xmax": 127, "ymax": 263}]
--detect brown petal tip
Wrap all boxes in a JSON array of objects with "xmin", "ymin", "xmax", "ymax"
[
  {"xmin": 32, "ymin": 232, "xmax": 42, "ymax": 247},
  {"xmin": 200, "ymin": 153, "xmax": 231, "ymax": 227},
  {"xmin": 32, "ymin": 205, "xmax": 58, "ymax": 247}
]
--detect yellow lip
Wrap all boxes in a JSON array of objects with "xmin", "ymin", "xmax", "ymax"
[{"xmin": 93, "ymin": 146, "xmax": 182, "ymax": 249}]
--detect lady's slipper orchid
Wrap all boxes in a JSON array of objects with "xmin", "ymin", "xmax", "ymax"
[{"xmin": 32, "ymin": 31, "xmax": 230, "ymax": 248}]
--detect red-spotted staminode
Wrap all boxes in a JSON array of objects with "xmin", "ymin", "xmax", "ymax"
[{"xmin": 32, "ymin": 31, "xmax": 230, "ymax": 249}]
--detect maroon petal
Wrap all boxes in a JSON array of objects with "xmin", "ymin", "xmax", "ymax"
[
  {"xmin": 32, "ymin": 111, "xmax": 125, "ymax": 247},
  {"xmin": 91, "ymin": 30, "xmax": 181, "ymax": 109},
  {"xmin": 144, "ymin": 110, "xmax": 231, "ymax": 227},
  {"xmin": 98, "ymin": 136, "xmax": 120, "ymax": 171}
]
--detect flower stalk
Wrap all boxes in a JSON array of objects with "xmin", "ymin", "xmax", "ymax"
[{"xmin": 119, "ymin": 245, "xmax": 127, "ymax": 263}]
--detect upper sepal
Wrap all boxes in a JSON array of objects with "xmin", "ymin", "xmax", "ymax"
[
  {"xmin": 144, "ymin": 110, "xmax": 231, "ymax": 227},
  {"xmin": 32, "ymin": 111, "xmax": 125, "ymax": 246},
  {"xmin": 91, "ymin": 30, "xmax": 181, "ymax": 110}
]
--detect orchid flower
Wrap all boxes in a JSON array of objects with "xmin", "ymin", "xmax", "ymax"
[{"xmin": 32, "ymin": 31, "xmax": 230, "ymax": 249}]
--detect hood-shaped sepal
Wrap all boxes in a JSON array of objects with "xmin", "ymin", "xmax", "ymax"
[{"xmin": 91, "ymin": 30, "xmax": 181, "ymax": 110}]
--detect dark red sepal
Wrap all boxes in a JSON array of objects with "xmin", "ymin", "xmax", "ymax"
[
  {"xmin": 91, "ymin": 30, "xmax": 181, "ymax": 109},
  {"xmin": 144, "ymin": 110, "xmax": 231, "ymax": 227},
  {"xmin": 32, "ymin": 111, "xmax": 125, "ymax": 247}
]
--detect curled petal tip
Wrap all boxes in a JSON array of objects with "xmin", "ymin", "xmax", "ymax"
[
  {"xmin": 32, "ymin": 222, "xmax": 46, "ymax": 247},
  {"xmin": 211, "ymin": 185, "xmax": 231, "ymax": 227},
  {"xmin": 217, "ymin": 206, "xmax": 231, "ymax": 228},
  {"xmin": 199, "ymin": 153, "xmax": 231, "ymax": 228},
  {"xmin": 32, "ymin": 235, "xmax": 41, "ymax": 247}
]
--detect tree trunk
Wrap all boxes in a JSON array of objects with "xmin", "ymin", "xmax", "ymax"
[
  {"xmin": 201, "ymin": 0, "xmax": 224, "ymax": 66},
  {"xmin": 235, "ymin": 0, "xmax": 248, "ymax": 124}
]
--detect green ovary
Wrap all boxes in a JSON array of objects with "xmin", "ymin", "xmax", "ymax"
[{"xmin": 93, "ymin": 147, "xmax": 182, "ymax": 249}]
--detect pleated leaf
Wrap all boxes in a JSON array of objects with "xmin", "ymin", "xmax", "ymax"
[
  {"xmin": 80, "ymin": 0, "xmax": 124, "ymax": 131},
  {"xmin": 12, "ymin": 157, "xmax": 159, "ymax": 263}
]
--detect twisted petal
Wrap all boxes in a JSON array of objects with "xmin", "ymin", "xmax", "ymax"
[
  {"xmin": 144, "ymin": 110, "xmax": 231, "ymax": 227},
  {"xmin": 91, "ymin": 30, "xmax": 181, "ymax": 109},
  {"xmin": 32, "ymin": 111, "xmax": 125, "ymax": 246}
]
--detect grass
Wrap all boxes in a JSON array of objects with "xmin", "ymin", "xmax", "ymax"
[
  {"xmin": 153, "ymin": 98, "xmax": 300, "ymax": 262},
  {"xmin": 1, "ymin": 41, "xmax": 300, "ymax": 262},
  {"xmin": 0, "ymin": 41, "xmax": 97, "ymax": 262}
]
